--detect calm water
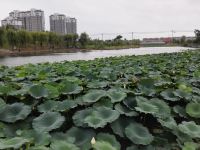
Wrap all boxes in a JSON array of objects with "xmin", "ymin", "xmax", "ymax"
[{"xmin": 0, "ymin": 47, "xmax": 195, "ymax": 67}]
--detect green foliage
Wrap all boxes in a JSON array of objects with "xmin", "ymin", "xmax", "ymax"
[{"xmin": 0, "ymin": 51, "xmax": 200, "ymax": 149}]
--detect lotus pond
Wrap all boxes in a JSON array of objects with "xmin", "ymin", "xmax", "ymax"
[{"xmin": 0, "ymin": 50, "xmax": 200, "ymax": 150}]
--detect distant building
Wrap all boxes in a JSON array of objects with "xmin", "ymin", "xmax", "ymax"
[
  {"xmin": 1, "ymin": 9, "xmax": 45, "ymax": 32},
  {"xmin": 50, "ymin": 13, "xmax": 77, "ymax": 35}
]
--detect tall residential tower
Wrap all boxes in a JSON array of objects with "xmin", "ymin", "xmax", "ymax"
[
  {"xmin": 50, "ymin": 13, "xmax": 77, "ymax": 35},
  {"xmin": 1, "ymin": 9, "xmax": 45, "ymax": 32}
]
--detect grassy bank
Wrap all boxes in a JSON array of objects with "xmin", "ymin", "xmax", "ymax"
[{"xmin": 0, "ymin": 50, "xmax": 200, "ymax": 149}]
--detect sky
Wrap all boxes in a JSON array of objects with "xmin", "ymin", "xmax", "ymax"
[{"xmin": 0, "ymin": 0, "xmax": 199, "ymax": 39}]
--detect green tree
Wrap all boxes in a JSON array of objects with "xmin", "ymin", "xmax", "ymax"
[
  {"xmin": 79, "ymin": 33, "xmax": 90, "ymax": 48},
  {"xmin": 0, "ymin": 28, "xmax": 5, "ymax": 48},
  {"xmin": 38, "ymin": 32, "xmax": 48, "ymax": 48},
  {"xmin": 17, "ymin": 30, "xmax": 32, "ymax": 51},
  {"xmin": 6, "ymin": 29, "xmax": 17, "ymax": 50},
  {"xmin": 194, "ymin": 29, "xmax": 200, "ymax": 43},
  {"xmin": 48, "ymin": 32, "xmax": 58, "ymax": 50}
]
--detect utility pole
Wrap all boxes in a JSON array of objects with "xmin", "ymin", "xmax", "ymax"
[{"xmin": 101, "ymin": 33, "xmax": 104, "ymax": 41}]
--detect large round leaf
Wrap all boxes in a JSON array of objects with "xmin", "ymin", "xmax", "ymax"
[
  {"xmin": 73, "ymin": 107, "xmax": 120, "ymax": 128},
  {"xmin": 56, "ymin": 100, "xmax": 78, "ymax": 112},
  {"xmin": 29, "ymin": 84, "xmax": 48, "ymax": 99},
  {"xmin": 0, "ymin": 137, "xmax": 30, "ymax": 149},
  {"xmin": 123, "ymin": 96, "xmax": 137, "ymax": 110},
  {"xmin": 87, "ymin": 81, "xmax": 108, "ymax": 89},
  {"xmin": 160, "ymin": 89, "xmax": 179, "ymax": 101},
  {"xmin": 96, "ymin": 133, "xmax": 120, "ymax": 150},
  {"xmin": 21, "ymin": 130, "xmax": 51, "ymax": 146},
  {"xmin": 33, "ymin": 112, "xmax": 65, "ymax": 132},
  {"xmin": 50, "ymin": 141, "xmax": 80, "ymax": 150},
  {"xmin": 0, "ymin": 103, "xmax": 31, "ymax": 123},
  {"xmin": 178, "ymin": 121, "xmax": 200, "ymax": 138},
  {"xmin": 125, "ymin": 123, "xmax": 154, "ymax": 145},
  {"xmin": 83, "ymin": 90, "xmax": 106, "ymax": 103},
  {"xmin": 107, "ymin": 89, "xmax": 127, "ymax": 103},
  {"xmin": 66, "ymin": 127, "xmax": 95, "ymax": 150},
  {"xmin": 93, "ymin": 141, "xmax": 117, "ymax": 150},
  {"xmin": 186, "ymin": 103, "xmax": 200, "ymax": 118},
  {"xmin": 59, "ymin": 81, "xmax": 83, "ymax": 95},
  {"xmin": 37, "ymin": 101, "xmax": 58, "ymax": 113},
  {"xmin": 114, "ymin": 103, "xmax": 138, "ymax": 117},
  {"xmin": 158, "ymin": 117, "xmax": 177, "ymax": 130}
]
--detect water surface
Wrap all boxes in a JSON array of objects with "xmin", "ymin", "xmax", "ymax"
[{"xmin": 0, "ymin": 47, "xmax": 195, "ymax": 66}]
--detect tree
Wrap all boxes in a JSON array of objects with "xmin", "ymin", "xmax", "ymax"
[
  {"xmin": 0, "ymin": 28, "xmax": 5, "ymax": 48},
  {"xmin": 17, "ymin": 30, "xmax": 31, "ymax": 51},
  {"xmin": 79, "ymin": 33, "xmax": 90, "ymax": 48},
  {"xmin": 48, "ymin": 32, "xmax": 58, "ymax": 50},
  {"xmin": 194, "ymin": 29, "xmax": 200, "ymax": 43},
  {"xmin": 38, "ymin": 32, "xmax": 48, "ymax": 48},
  {"xmin": 31, "ymin": 32, "xmax": 40, "ymax": 50},
  {"xmin": 6, "ymin": 29, "xmax": 17, "ymax": 50}
]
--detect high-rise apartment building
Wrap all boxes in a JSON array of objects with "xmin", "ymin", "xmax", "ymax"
[
  {"xmin": 50, "ymin": 13, "xmax": 77, "ymax": 35},
  {"xmin": 1, "ymin": 9, "xmax": 45, "ymax": 32}
]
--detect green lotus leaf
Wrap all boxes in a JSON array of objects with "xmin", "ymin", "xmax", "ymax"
[
  {"xmin": 59, "ymin": 81, "xmax": 83, "ymax": 95},
  {"xmin": 29, "ymin": 84, "xmax": 48, "ymax": 99},
  {"xmin": 0, "ymin": 137, "xmax": 30, "ymax": 149},
  {"xmin": 93, "ymin": 141, "xmax": 117, "ymax": 150},
  {"xmin": 50, "ymin": 141, "xmax": 80, "ymax": 150},
  {"xmin": 0, "ymin": 98, "xmax": 5, "ymax": 109},
  {"xmin": 126, "ymin": 145, "xmax": 154, "ymax": 150},
  {"xmin": 172, "ymin": 128, "xmax": 193, "ymax": 143},
  {"xmin": 178, "ymin": 121, "xmax": 200, "ymax": 138},
  {"xmin": 93, "ymin": 98, "xmax": 113, "ymax": 108},
  {"xmin": 21, "ymin": 130, "xmax": 51, "ymax": 146},
  {"xmin": 82, "ymin": 90, "xmax": 106, "ymax": 103},
  {"xmin": 0, "ymin": 84, "xmax": 14, "ymax": 96},
  {"xmin": 123, "ymin": 96, "xmax": 137, "ymax": 110},
  {"xmin": 87, "ymin": 81, "xmax": 108, "ymax": 89},
  {"xmin": 29, "ymin": 146, "xmax": 49, "ymax": 150},
  {"xmin": 173, "ymin": 105, "xmax": 188, "ymax": 118},
  {"xmin": 135, "ymin": 97, "xmax": 158, "ymax": 115},
  {"xmin": 33, "ymin": 112, "xmax": 65, "ymax": 132},
  {"xmin": 186, "ymin": 103, "xmax": 200, "ymax": 118},
  {"xmin": 73, "ymin": 107, "xmax": 120, "ymax": 128},
  {"xmin": 56, "ymin": 100, "xmax": 78, "ymax": 112},
  {"xmin": 107, "ymin": 89, "xmax": 127, "ymax": 103},
  {"xmin": 137, "ymin": 78, "xmax": 156, "ymax": 96},
  {"xmin": 0, "ymin": 103, "xmax": 31, "ymax": 123},
  {"xmin": 125, "ymin": 123, "xmax": 154, "ymax": 145},
  {"xmin": 51, "ymin": 132, "xmax": 75, "ymax": 143},
  {"xmin": 110, "ymin": 116, "xmax": 135, "ymax": 137},
  {"xmin": 66, "ymin": 127, "xmax": 95, "ymax": 150},
  {"xmin": 37, "ymin": 101, "xmax": 59, "ymax": 113},
  {"xmin": 96, "ymin": 133, "xmax": 121, "ymax": 150},
  {"xmin": 115, "ymin": 103, "xmax": 138, "ymax": 117},
  {"xmin": 45, "ymin": 84, "xmax": 60, "ymax": 99},
  {"xmin": 149, "ymin": 98, "xmax": 171, "ymax": 118},
  {"xmin": 158, "ymin": 117, "xmax": 177, "ymax": 130},
  {"xmin": 182, "ymin": 142, "xmax": 199, "ymax": 150},
  {"xmin": 173, "ymin": 89, "xmax": 191, "ymax": 99},
  {"xmin": 160, "ymin": 89, "xmax": 180, "ymax": 101}
]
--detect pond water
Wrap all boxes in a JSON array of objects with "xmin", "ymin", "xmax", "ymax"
[{"xmin": 0, "ymin": 47, "xmax": 195, "ymax": 67}]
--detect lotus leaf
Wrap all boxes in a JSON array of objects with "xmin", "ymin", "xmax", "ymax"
[
  {"xmin": 186, "ymin": 103, "xmax": 200, "ymax": 118},
  {"xmin": 56, "ymin": 100, "xmax": 78, "ymax": 112},
  {"xmin": 138, "ymin": 78, "xmax": 156, "ymax": 96},
  {"xmin": 66, "ymin": 127, "xmax": 95, "ymax": 150},
  {"xmin": 182, "ymin": 142, "xmax": 199, "ymax": 150},
  {"xmin": 178, "ymin": 121, "xmax": 200, "ymax": 138},
  {"xmin": 123, "ymin": 96, "xmax": 137, "ymax": 110},
  {"xmin": 21, "ymin": 130, "xmax": 51, "ymax": 146},
  {"xmin": 59, "ymin": 81, "xmax": 83, "ymax": 95},
  {"xmin": 96, "ymin": 133, "xmax": 121, "ymax": 150},
  {"xmin": 87, "ymin": 81, "xmax": 108, "ymax": 89},
  {"xmin": 125, "ymin": 123, "xmax": 154, "ymax": 145},
  {"xmin": 115, "ymin": 103, "xmax": 138, "ymax": 117},
  {"xmin": 93, "ymin": 98, "xmax": 113, "ymax": 108},
  {"xmin": 107, "ymin": 89, "xmax": 127, "ymax": 103},
  {"xmin": 0, "ymin": 103, "xmax": 31, "ymax": 123},
  {"xmin": 160, "ymin": 89, "xmax": 180, "ymax": 101},
  {"xmin": 110, "ymin": 116, "xmax": 135, "ymax": 137},
  {"xmin": 29, "ymin": 146, "xmax": 49, "ymax": 150},
  {"xmin": 0, "ymin": 98, "xmax": 5, "ymax": 109},
  {"xmin": 173, "ymin": 105, "xmax": 188, "ymax": 118},
  {"xmin": 29, "ymin": 84, "xmax": 48, "ymax": 99},
  {"xmin": 0, "ymin": 137, "xmax": 30, "ymax": 149},
  {"xmin": 93, "ymin": 141, "xmax": 117, "ymax": 150},
  {"xmin": 50, "ymin": 141, "xmax": 80, "ymax": 150},
  {"xmin": 82, "ymin": 90, "xmax": 106, "ymax": 103},
  {"xmin": 32, "ymin": 112, "xmax": 65, "ymax": 132},
  {"xmin": 158, "ymin": 117, "xmax": 177, "ymax": 130},
  {"xmin": 37, "ymin": 101, "xmax": 58, "ymax": 113},
  {"xmin": 45, "ymin": 84, "xmax": 60, "ymax": 99},
  {"xmin": 73, "ymin": 107, "xmax": 120, "ymax": 128}
]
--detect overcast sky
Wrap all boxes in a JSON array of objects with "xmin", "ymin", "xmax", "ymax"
[{"xmin": 0, "ymin": 0, "xmax": 199, "ymax": 39}]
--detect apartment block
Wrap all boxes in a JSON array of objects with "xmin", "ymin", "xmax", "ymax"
[
  {"xmin": 1, "ymin": 9, "xmax": 45, "ymax": 32},
  {"xmin": 50, "ymin": 13, "xmax": 77, "ymax": 35}
]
